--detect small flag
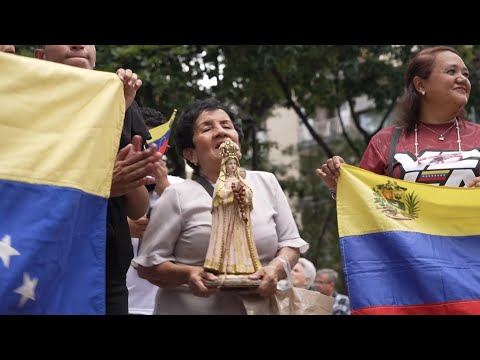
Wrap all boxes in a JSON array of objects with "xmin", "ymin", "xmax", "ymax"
[{"xmin": 146, "ymin": 109, "xmax": 177, "ymax": 155}]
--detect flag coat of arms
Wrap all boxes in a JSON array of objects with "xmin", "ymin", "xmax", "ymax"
[
  {"xmin": 337, "ymin": 164, "xmax": 480, "ymax": 315},
  {"xmin": 0, "ymin": 53, "xmax": 124, "ymax": 314}
]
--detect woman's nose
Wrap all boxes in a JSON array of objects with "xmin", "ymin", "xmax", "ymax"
[
  {"xmin": 457, "ymin": 72, "xmax": 470, "ymax": 83},
  {"xmin": 213, "ymin": 124, "xmax": 227, "ymax": 137}
]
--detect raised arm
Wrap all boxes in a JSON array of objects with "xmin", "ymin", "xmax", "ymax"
[{"xmin": 116, "ymin": 68, "xmax": 142, "ymax": 109}]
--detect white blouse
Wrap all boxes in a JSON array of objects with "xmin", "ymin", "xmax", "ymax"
[{"xmin": 132, "ymin": 170, "xmax": 309, "ymax": 315}]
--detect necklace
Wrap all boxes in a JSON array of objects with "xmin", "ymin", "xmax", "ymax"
[
  {"xmin": 419, "ymin": 121, "xmax": 456, "ymax": 141},
  {"xmin": 414, "ymin": 118, "xmax": 462, "ymax": 158}
]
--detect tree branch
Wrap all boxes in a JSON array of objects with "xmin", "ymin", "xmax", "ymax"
[
  {"xmin": 336, "ymin": 106, "xmax": 361, "ymax": 159},
  {"xmin": 347, "ymin": 97, "xmax": 370, "ymax": 146},
  {"xmin": 317, "ymin": 202, "xmax": 335, "ymax": 245},
  {"xmin": 271, "ymin": 66, "xmax": 334, "ymax": 158},
  {"xmin": 373, "ymin": 95, "xmax": 399, "ymax": 135}
]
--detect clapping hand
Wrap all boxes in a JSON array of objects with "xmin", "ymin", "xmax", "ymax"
[{"xmin": 110, "ymin": 135, "xmax": 162, "ymax": 197}]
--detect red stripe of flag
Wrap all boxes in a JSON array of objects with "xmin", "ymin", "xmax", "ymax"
[{"xmin": 353, "ymin": 299, "xmax": 480, "ymax": 315}]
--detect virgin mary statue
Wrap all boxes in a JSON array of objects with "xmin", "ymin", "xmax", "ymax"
[{"xmin": 203, "ymin": 140, "xmax": 261, "ymax": 284}]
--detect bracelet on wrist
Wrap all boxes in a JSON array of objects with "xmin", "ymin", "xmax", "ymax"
[
  {"xmin": 330, "ymin": 189, "xmax": 336, "ymax": 201},
  {"xmin": 269, "ymin": 256, "xmax": 291, "ymax": 278},
  {"xmin": 270, "ymin": 255, "xmax": 288, "ymax": 266}
]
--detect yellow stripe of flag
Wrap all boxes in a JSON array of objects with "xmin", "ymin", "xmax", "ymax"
[
  {"xmin": 0, "ymin": 53, "xmax": 124, "ymax": 198},
  {"xmin": 421, "ymin": 170, "xmax": 450, "ymax": 175},
  {"xmin": 146, "ymin": 109, "xmax": 177, "ymax": 144},
  {"xmin": 337, "ymin": 164, "xmax": 480, "ymax": 238}
]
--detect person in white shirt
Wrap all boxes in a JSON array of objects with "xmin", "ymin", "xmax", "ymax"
[
  {"xmin": 132, "ymin": 99, "xmax": 309, "ymax": 315},
  {"xmin": 126, "ymin": 106, "xmax": 183, "ymax": 315},
  {"xmin": 126, "ymin": 169, "xmax": 183, "ymax": 315}
]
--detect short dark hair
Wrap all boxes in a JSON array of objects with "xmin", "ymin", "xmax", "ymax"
[
  {"xmin": 396, "ymin": 46, "xmax": 467, "ymax": 133},
  {"xmin": 173, "ymin": 99, "xmax": 243, "ymax": 174},
  {"xmin": 140, "ymin": 106, "xmax": 167, "ymax": 129}
]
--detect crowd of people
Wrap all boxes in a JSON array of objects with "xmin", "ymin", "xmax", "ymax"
[{"xmin": 4, "ymin": 44, "xmax": 476, "ymax": 315}]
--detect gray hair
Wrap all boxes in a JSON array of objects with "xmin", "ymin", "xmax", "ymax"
[
  {"xmin": 316, "ymin": 268, "xmax": 338, "ymax": 284},
  {"xmin": 297, "ymin": 258, "xmax": 317, "ymax": 289}
]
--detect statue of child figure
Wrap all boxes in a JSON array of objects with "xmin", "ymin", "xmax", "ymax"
[{"xmin": 203, "ymin": 139, "xmax": 261, "ymax": 288}]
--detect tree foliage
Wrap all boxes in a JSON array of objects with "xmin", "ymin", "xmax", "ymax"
[
  {"xmin": 15, "ymin": 44, "xmax": 480, "ymax": 292},
  {"xmin": 210, "ymin": 44, "xmax": 480, "ymax": 292}
]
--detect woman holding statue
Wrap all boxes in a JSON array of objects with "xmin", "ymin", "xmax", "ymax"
[{"xmin": 132, "ymin": 99, "xmax": 308, "ymax": 314}]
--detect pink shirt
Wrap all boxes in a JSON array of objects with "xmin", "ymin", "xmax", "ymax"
[{"xmin": 359, "ymin": 120, "xmax": 480, "ymax": 187}]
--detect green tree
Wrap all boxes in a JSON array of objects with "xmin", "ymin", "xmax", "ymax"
[
  {"xmin": 95, "ymin": 44, "xmax": 480, "ymax": 292},
  {"xmin": 15, "ymin": 45, "xmax": 480, "ymax": 291},
  {"xmin": 210, "ymin": 44, "xmax": 480, "ymax": 292},
  {"xmin": 204, "ymin": 45, "xmax": 412, "ymax": 291},
  {"xmin": 96, "ymin": 45, "xmax": 213, "ymax": 177}
]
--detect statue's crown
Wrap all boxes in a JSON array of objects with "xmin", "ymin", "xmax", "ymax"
[{"xmin": 219, "ymin": 139, "xmax": 239, "ymax": 159}]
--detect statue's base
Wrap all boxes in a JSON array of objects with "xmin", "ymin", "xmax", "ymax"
[{"xmin": 204, "ymin": 274, "xmax": 261, "ymax": 290}]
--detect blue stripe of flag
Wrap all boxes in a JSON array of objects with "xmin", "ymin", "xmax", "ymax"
[
  {"xmin": 341, "ymin": 231, "xmax": 480, "ymax": 311},
  {"xmin": 0, "ymin": 180, "xmax": 105, "ymax": 314}
]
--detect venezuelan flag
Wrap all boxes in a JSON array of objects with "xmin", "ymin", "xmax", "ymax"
[
  {"xmin": 337, "ymin": 164, "xmax": 480, "ymax": 315},
  {"xmin": 0, "ymin": 53, "xmax": 124, "ymax": 314},
  {"xmin": 146, "ymin": 109, "xmax": 177, "ymax": 155}
]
